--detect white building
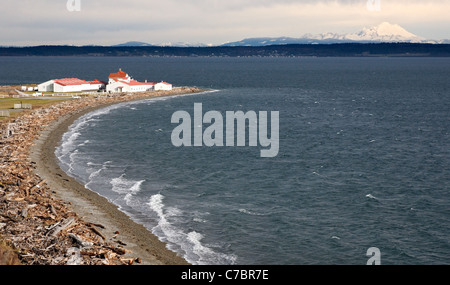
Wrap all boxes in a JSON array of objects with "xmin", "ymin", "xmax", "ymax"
[
  {"xmin": 37, "ymin": 69, "xmax": 172, "ymax": 94},
  {"xmin": 106, "ymin": 79, "xmax": 156, "ymax": 93},
  {"xmin": 37, "ymin": 80, "xmax": 55, "ymax": 92},
  {"xmin": 22, "ymin": 86, "xmax": 38, "ymax": 91},
  {"xmin": 108, "ymin": 68, "xmax": 131, "ymax": 85},
  {"xmin": 106, "ymin": 69, "xmax": 172, "ymax": 93},
  {"xmin": 154, "ymin": 81, "xmax": 173, "ymax": 91},
  {"xmin": 38, "ymin": 78, "xmax": 106, "ymax": 93}
]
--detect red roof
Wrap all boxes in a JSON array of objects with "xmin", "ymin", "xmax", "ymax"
[
  {"xmin": 54, "ymin": 78, "xmax": 106, "ymax": 86},
  {"xmin": 109, "ymin": 69, "xmax": 128, "ymax": 79},
  {"xmin": 88, "ymin": 80, "xmax": 106, "ymax": 85},
  {"xmin": 54, "ymin": 78, "xmax": 88, "ymax": 86},
  {"xmin": 118, "ymin": 80, "xmax": 156, "ymax": 86}
]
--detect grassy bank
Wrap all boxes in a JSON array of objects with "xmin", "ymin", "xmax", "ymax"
[{"xmin": 0, "ymin": 97, "xmax": 73, "ymax": 121}]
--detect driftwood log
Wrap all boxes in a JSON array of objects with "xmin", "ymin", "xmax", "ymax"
[{"xmin": 0, "ymin": 87, "xmax": 202, "ymax": 265}]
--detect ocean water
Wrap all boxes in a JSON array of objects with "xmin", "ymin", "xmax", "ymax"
[{"xmin": 2, "ymin": 56, "xmax": 450, "ymax": 264}]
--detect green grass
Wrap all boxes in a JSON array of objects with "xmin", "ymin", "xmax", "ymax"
[
  {"xmin": 0, "ymin": 98, "xmax": 70, "ymax": 109},
  {"xmin": 0, "ymin": 97, "xmax": 71, "ymax": 121}
]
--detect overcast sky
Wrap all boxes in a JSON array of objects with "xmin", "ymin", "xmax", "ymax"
[{"xmin": 1, "ymin": 0, "xmax": 449, "ymax": 46}]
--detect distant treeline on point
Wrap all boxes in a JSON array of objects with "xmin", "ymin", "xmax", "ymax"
[{"xmin": 1, "ymin": 43, "xmax": 450, "ymax": 57}]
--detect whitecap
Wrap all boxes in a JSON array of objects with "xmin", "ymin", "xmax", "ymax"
[
  {"xmin": 365, "ymin": 194, "xmax": 378, "ymax": 200},
  {"xmin": 78, "ymin": 139, "xmax": 90, "ymax": 147},
  {"xmin": 67, "ymin": 149, "xmax": 79, "ymax": 174},
  {"xmin": 187, "ymin": 231, "xmax": 237, "ymax": 265},
  {"xmin": 111, "ymin": 174, "xmax": 145, "ymax": 204},
  {"xmin": 147, "ymin": 194, "xmax": 236, "ymax": 265},
  {"xmin": 239, "ymin": 208, "xmax": 264, "ymax": 216},
  {"xmin": 56, "ymin": 108, "xmax": 110, "ymax": 164},
  {"xmin": 149, "ymin": 194, "xmax": 165, "ymax": 218},
  {"xmin": 57, "ymin": 132, "xmax": 81, "ymax": 163},
  {"xmin": 193, "ymin": 217, "xmax": 207, "ymax": 223}
]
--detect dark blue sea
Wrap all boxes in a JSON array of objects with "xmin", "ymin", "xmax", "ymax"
[{"xmin": 1, "ymin": 56, "xmax": 449, "ymax": 264}]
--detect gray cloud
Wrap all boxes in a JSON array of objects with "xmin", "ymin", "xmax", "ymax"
[{"xmin": 1, "ymin": 0, "xmax": 449, "ymax": 46}]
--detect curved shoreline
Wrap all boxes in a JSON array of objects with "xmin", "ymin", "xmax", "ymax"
[{"xmin": 25, "ymin": 88, "xmax": 208, "ymax": 265}]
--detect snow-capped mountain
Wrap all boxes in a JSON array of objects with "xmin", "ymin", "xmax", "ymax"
[
  {"xmin": 113, "ymin": 23, "xmax": 447, "ymax": 47},
  {"xmin": 222, "ymin": 22, "xmax": 439, "ymax": 46},
  {"xmin": 158, "ymin": 42, "xmax": 213, "ymax": 47},
  {"xmin": 112, "ymin": 41, "xmax": 156, "ymax": 47},
  {"xmin": 112, "ymin": 41, "xmax": 212, "ymax": 47},
  {"xmin": 344, "ymin": 22, "xmax": 426, "ymax": 43}
]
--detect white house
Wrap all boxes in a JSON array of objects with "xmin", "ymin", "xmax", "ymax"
[
  {"xmin": 22, "ymin": 85, "xmax": 38, "ymax": 91},
  {"xmin": 86, "ymin": 80, "xmax": 106, "ymax": 91},
  {"xmin": 106, "ymin": 79, "xmax": 157, "ymax": 93},
  {"xmin": 37, "ymin": 69, "xmax": 172, "ymax": 94},
  {"xmin": 106, "ymin": 69, "xmax": 173, "ymax": 93},
  {"xmin": 154, "ymin": 81, "xmax": 173, "ymax": 91},
  {"xmin": 108, "ymin": 68, "xmax": 131, "ymax": 85},
  {"xmin": 38, "ymin": 78, "xmax": 106, "ymax": 93},
  {"xmin": 38, "ymin": 80, "xmax": 55, "ymax": 92}
]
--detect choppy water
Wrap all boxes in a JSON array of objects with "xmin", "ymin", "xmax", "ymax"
[{"xmin": 2, "ymin": 56, "xmax": 450, "ymax": 264}]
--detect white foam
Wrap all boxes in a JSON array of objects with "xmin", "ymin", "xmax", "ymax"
[
  {"xmin": 187, "ymin": 231, "xmax": 219, "ymax": 264},
  {"xmin": 366, "ymin": 194, "xmax": 378, "ymax": 200},
  {"xmin": 67, "ymin": 149, "xmax": 79, "ymax": 174},
  {"xmin": 111, "ymin": 174, "xmax": 145, "ymax": 203},
  {"xmin": 85, "ymin": 161, "xmax": 112, "ymax": 188},
  {"xmin": 56, "ymin": 112, "xmax": 96, "ymax": 166},
  {"xmin": 239, "ymin": 208, "xmax": 265, "ymax": 216},
  {"xmin": 193, "ymin": 217, "xmax": 207, "ymax": 223},
  {"xmin": 149, "ymin": 193, "xmax": 165, "ymax": 217},
  {"xmin": 147, "ymin": 194, "xmax": 236, "ymax": 265},
  {"xmin": 78, "ymin": 139, "xmax": 90, "ymax": 147},
  {"xmin": 60, "ymin": 131, "xmax": 80, "ymax": 154}
]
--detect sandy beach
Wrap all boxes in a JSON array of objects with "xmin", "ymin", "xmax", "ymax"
[{"xmin": 0, "ymin": 87, "xmax": 204, "ymax": 265}]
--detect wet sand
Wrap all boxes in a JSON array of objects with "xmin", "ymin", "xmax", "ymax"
[{"xmin": 24, "ymin": 89, "xmax": 206, "ymax": 265}]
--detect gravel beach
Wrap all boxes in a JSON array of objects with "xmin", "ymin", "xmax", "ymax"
[{"xmin": 0, "ymin": 87, "xmax": 203, "ymax": 265}]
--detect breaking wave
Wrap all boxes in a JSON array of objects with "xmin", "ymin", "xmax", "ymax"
[{"xmin": 147, "ymin": 194, "xmax": 236, "ymax": 265}]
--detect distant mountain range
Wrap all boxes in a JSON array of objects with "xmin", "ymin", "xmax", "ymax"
[
  {"xmin": 112, "ymin": 41, "xmax": 212, "ymax": 48},
  {"xmin": 112, "ymin": 41, "xmax": 156, "ymax": 47},
  {"xmin": 114, "ymin": 22, "xmax": 449, "ymax": 47},
  {"xmin": 1, "ymin": 22, "xmax": 449, "ymax": 57},
  {"xmin": 222, "ymin": 22, "xmax": 450, "ymax": 46}
]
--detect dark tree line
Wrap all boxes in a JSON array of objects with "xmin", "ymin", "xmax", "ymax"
[{"xmin": 1, "ymin": 43, "xmax": 449, "ymax": 57}]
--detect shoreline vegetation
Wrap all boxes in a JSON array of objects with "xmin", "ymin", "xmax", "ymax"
[{"xmin": 0, "ymin": 86, "xmax": 205, "ymax": 265}]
